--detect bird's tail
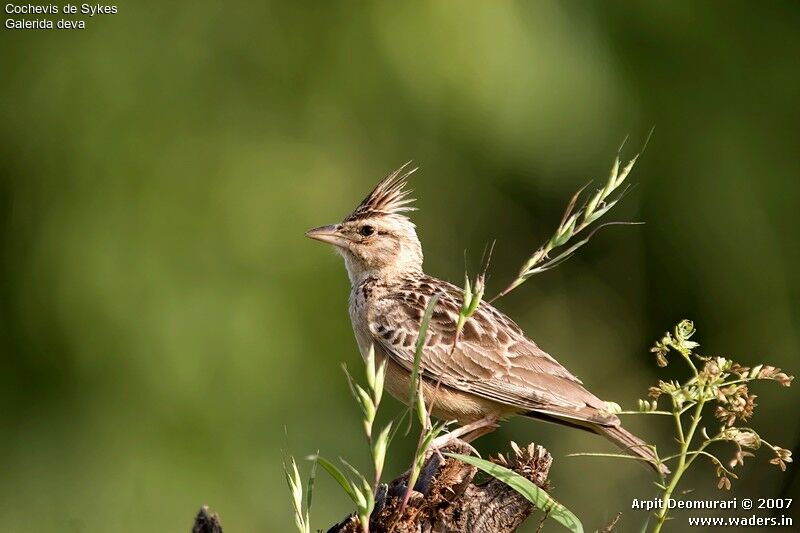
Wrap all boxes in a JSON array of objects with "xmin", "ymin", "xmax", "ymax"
[
  {"xmin": 523, "ymin": 410, "xmax": 668, "ymax": 474},
  {"xmin": 595, "ymin": 424, "xmax": 669, "ymax": 475}
]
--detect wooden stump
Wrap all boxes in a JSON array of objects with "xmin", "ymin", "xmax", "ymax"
[
  {"xmin": 191, "ymin": 441, "xmax": 552, "ymax": 533},
  {"xmin": 328, "ymin": 440, "xmax": 552, "ymax": 533}
]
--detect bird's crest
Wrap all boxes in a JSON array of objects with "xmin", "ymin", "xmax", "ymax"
[{"xmin": 345, "ymin": 162, "xmax": 417, "ymax": 221}]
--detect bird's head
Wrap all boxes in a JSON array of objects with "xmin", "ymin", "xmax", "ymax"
[{"xmin": 306, "ymin": 163, "xmax": 423, "ymax": 284}]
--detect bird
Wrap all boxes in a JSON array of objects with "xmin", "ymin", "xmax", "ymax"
[{"xmin": 306, "ymin": 163, "xmax": 665, "ymax": 473}]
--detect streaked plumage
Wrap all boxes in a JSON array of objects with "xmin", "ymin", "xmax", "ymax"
[{"xmin": 306, "ymin": 164, "xmax": 665, "ymax": 473}]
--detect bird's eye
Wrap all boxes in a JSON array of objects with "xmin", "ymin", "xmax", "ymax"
[{"xmin": 359, "ymin": 225, "xmax": 375, "ymax": 237}]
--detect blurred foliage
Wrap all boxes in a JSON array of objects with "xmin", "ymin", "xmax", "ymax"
[{"xmin": 1, "ymin": 1, "xmax": 798, "ymax": 531}]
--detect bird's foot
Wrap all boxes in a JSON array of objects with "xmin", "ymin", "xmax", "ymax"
[{"xmin": 429, "ymin": 415, "xmax": 499, "ymax": 450}]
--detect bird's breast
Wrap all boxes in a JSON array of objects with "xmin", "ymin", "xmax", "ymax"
[{"xmin": 348, "ymin": 289, "xmax": 374, "ymax": 360}]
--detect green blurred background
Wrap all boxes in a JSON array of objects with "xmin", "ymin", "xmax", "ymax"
[{"xmin": 2, "ymin": 1, "xmax": 799, "ymax": 531}]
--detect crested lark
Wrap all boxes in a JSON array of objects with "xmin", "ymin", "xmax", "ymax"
[{"xmin": 307, "ymin": 164, "xmax": 665, "ymax": 473}]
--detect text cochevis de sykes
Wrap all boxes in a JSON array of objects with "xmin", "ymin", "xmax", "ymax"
[{"xmin": 5, "ymin": 3, "xmax": 117, "ymax": 30}]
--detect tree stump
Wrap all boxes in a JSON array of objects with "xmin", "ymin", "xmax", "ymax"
[
  {"xmin": 191, "ymin": 441, "xmax": 552, "ymax": 533},
  {"xmin": 328, "ymin": 440, "xmax": 552, "ymax": 533}
]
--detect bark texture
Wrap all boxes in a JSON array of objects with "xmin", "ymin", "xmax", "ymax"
[{"xmin": 327, "ymin": 440, "xmax": 552, "ymax": 533}]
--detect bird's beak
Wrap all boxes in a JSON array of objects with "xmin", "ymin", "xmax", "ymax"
[{"xmin": 305, "ymin": 224, "xmax": 348, "ymax": 247}]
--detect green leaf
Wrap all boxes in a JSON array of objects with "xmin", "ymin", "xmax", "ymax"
[
  {"xmin": 616, "ymin": 154, "xmax": 640, "ymax": 187},
  {"xmin": 584, "ymin": 190, "xmax": 602, "ymax": 220},
  {"xmin": 557, "ymin": 214, "xmax": 579, "ymax": 245},
  {"xmin": 365, "ymin": 344, "xmax": 376, "ymax": 390},
  {"xmin": 372, "ymin": 422, "xmax": 392, "ymax": 476},
  {"xmin": 374, "ymin": 358, "xmax": 386, "ymax": 405},
  {"xmin": 340, "ymin": 458, "xmax": 370, "ymax": 490},
  {"xmin": 313, "ymin": 455, "xmax": 358, "ymax": 505},
  {"xmin": 447, "ymin": 454, "xmax": 584, "ymax": 533},
  {"xmin": 392, "ymin": 408, "xmax": 411, "ymax": 439},
  {"xmin": 526, "ymin": 234, "xmax": 592, "ymax": 275},
  {"xmin": 420, "ymin": 420, "xmax": 447, "ymax": 454},
  {"xmin": 608, "ymin": 153, "xmax": 621, "ymax": 188},
  {"xmin": 340, "ymin": 458, "xmax": 371, "ymax": 513},
  {"xmin": 355, "ymin": 385, "xmax": 375, "ymax": 422},
  {"xmin": 306, "ymin": 452, "xmax": 318, "ymax": 516},
  {"xmin": 283, "ymin": 457, "xmax": 303, "ymax": 514},
  {"xmin": 461, "ymin": 275, "xmax": 472, "ymax": 312},
  {"xmin": 409, "ymin": 294, "xmax": 440, "ymax": 405},
  {"xmin": 415, "ymin": 385, "xmax": 427, "ymax": 427},
  {"xmin": 342, "ymin": 364, "xmax": 359, "ymax": 403},
  {"xmin": 351, "ymin": 484, "xmax": 367, "ymax": 511},
  {"xmin": 283, "ymin": 456, "xmax": 308, "ymax": 533}
]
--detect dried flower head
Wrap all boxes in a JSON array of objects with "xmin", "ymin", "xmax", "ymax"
[
  {"xmin": 729, "ymin": 450, "xmax": 755, "ymax": 469},
  {"xmin": 715, "ymin": 385, "xmax": 757, "ymax": 426},
  {"xmin": 714, "ymin": 464, "xmax": 738, "ymax": 491},
  {"xmin": 730, "ymin": 429, "xmax": 761, "ymax": 449},
  {"xmin": 757, "ymin": 366, "xmax": 794, "ymax": 387},
  {"xmin": 702, "ymin": 358, "xmax": 722, "ymax": 379},
  {"xmin": 650, "ymin": 338, "xmax": 670, "ymax": 367},
  {"xmin": 729, "ymin": 363, "xmax": 750, "ymax": 378},
  {"xmin": 770, "ymin": 447, "xmax": 793, "ymax": 472}
]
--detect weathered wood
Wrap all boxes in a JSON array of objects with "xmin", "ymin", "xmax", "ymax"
[
  {"xmin": 192, "ymin": 506, "xmax": 223, "ymax": 533},
  {"xmin": 328, "ymin": 440, "xmax": 553, "ymax": 533}
]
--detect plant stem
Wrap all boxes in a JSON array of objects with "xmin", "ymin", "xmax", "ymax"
[
  {"xmin": 671, "ymin": 403, "xmax": 686, "ymax": 446},
  {"xmin": 653, "ymin": 394, "xmax": 706, "ymax": 532},
  {"xmin": 679, "ymin": 351, "xmax": 699, "ymax": 376}
]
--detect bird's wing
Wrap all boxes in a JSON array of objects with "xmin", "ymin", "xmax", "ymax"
[{"xmin": 369, "ymin": 277, "xmax": 618, "ymax": 426}]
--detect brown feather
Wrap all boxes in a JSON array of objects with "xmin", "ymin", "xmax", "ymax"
[
  {"xmin": 345, "ymin": 162, "xmax": 417, "ymax": 221},
  {"xmin": 361, "ymin": 274, "xmax": 666, "ymax": 472},
  {"xmin": 367, "ymin": 275, "xmax": 612, "ymax": 420}
]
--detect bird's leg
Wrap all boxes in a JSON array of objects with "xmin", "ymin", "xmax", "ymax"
[
  {"xmin": 430, "ymin": 415, "xmax": 499, "ymax": 449},
  {"xmin": 461, "ymin": 423, "xmax": 498, "ymax": 443}
]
